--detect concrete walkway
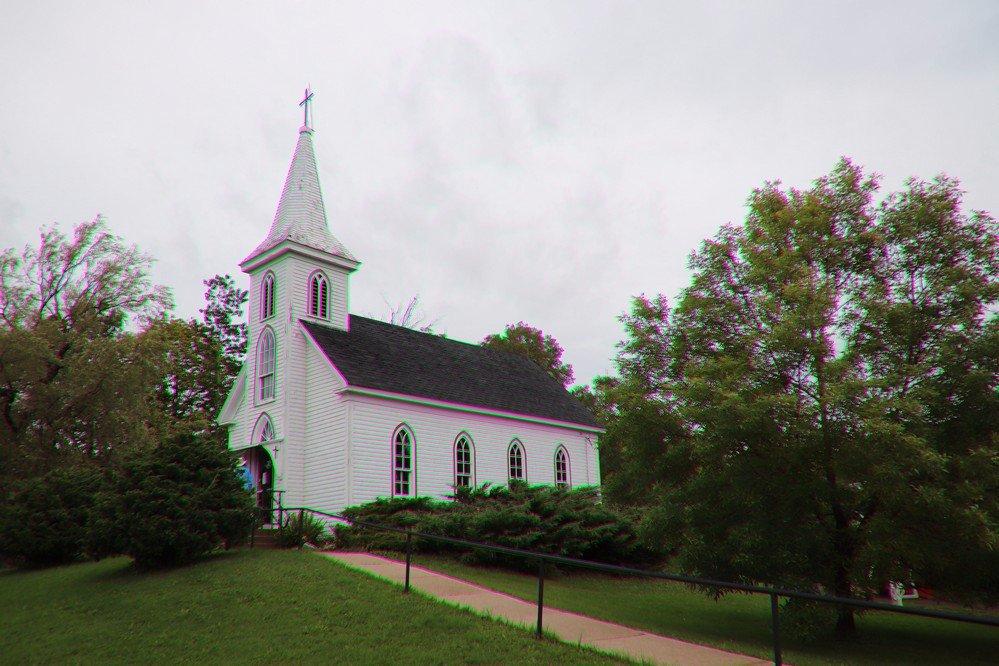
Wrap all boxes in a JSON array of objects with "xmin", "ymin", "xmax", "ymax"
[{"xmin": 322, "ymin": 551, "xmax": 770, "ymax": 666}]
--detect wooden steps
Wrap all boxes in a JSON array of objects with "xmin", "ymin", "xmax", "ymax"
[{"xmin": 251, "ymin": 528, "xmax": 282, "ymax": 549}]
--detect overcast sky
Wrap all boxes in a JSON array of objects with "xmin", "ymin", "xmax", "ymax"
[{"xmin": 2, "ymin": 1, "xmax": 997, "ymax": 385}]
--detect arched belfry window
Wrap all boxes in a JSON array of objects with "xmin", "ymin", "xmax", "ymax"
[
  {"xmin": 257, "ymin": 328, "xmax": 276, "ymax": 401},
  {"xmin": 253, "ymin": 413, "xmax": 275, "ymax": 443},
  {"xmin": 508, "ymin": 440, "xmax": 525, "ymax": 482},
  {"xmin": 308, "ymin": 271, "xmax": 329, "ymax": 319},
  {"xmin": 454, "ymin": 434, "xmax": 474, "ymax": 488},
  {"xmin": 261, "ymin": 272, "xmax": 275, "ymax": 320},
  {"xmin": 554, "ymin": 447, "xmax": 570, "ymax": 489},
  {"xmin": 392, "ymin": 426, "xmax": 414, "ymax": 497}
]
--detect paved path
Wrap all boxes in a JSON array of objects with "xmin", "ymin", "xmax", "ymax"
[{"xmin": 322, "ymin": 551, "xmax": 770, "ymax": 666}]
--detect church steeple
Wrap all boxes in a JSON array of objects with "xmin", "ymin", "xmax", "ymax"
[{"xmin": 241, "ymin": 90, "xmax": 357, "ymax": 270}]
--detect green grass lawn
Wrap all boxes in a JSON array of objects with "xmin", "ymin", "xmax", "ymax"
[
  {"xmin": 0, "ymin": 549, "xmax": 624, "ymax": 665},
  {"xmin": 408, "ymin": 553, "xmax": 998, "ymax": 666}
]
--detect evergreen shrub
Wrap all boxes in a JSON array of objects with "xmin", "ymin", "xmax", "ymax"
[
  {"xmin": 337, "ymin": 482, "xmax": 661, "ymax": 569},
  {"xmin": 0, "ymin": 466, "xmax": 103, "ymax": 567},
  {"xmin": 88, "ymin": 433, "xmax": 256, "ymax": 568}
]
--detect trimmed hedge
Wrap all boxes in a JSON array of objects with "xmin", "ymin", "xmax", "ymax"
[{"xmin": 337, "ymin": 482, "xmax": 662, "ymax": 569}]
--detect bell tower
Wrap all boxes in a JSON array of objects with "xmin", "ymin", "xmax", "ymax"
[{"xmin": 235, "ymin": 88, "xmax": 359, "ymax": 507}]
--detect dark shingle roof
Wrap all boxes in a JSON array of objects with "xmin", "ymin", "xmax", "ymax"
[{"xmin": 301, "ymin": 316, "xmax": 599, "ymax": 429}]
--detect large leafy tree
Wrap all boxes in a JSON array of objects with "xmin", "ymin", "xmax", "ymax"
[
  {"xmin": 482, "ymin": 321, "xmax": 575, "ymax": 387},
  {"xmin": 147, "ymin": 275, "xmax": 247, "ymax": 441},
  {"xmin": 589, "ymin": 295, "xmax": 692, "ymax": 508},
  {"xmin": 0, "ymin": 218, "xmax": 172, "ymax": 476},
  {"xmin": 656, "ymin": 160, "xmax": 998, "ymax": 630},
  {"xmin": 200, "ymin": 274, "xmax": 247, "ymax": 379}
]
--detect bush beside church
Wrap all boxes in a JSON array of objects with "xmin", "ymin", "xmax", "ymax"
[
  {"xmin": 0, "ymin": 434, "xmax": 256, "ymax": 569},
  {"xmin": 336, "ymin": 482, "xmax": 664, "ymax": 569}
]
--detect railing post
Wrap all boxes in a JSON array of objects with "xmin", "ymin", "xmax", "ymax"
[
  {"xmin": 404, "ymin": 530, "xmax": 413, "ymax": 593},
  {"xmin": 277, "ymin": 491, "xmax": 284, "ymax": 528},
  {"xmin": 770, "ymin": 593, "xmax": 782, "ymax": 666},
  {"xmin": 298, "ymin": 508, "xmax": 304, "ymax": 549},
  {"xmin": 536, "ymin": 558, "xmax": 545, "ymax": 638}
]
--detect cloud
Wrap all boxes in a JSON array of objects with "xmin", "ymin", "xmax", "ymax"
[{"xmin": 1, "ymin": 1, "xmax": 996, "ymax": 383}]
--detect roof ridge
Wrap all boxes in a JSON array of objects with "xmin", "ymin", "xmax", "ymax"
[{"xmin": 345, "ymin": 315, "xmax": 482, "ymax": 347}]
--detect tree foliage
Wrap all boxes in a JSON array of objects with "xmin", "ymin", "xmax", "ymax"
[
  {"xmin": 88, "ymin": 433, "xmax": 255, "ymax": 568},
  {"xmin": 0, "ymin": 219, "xmax": 173, "ymax": 476},
  {"xmin": 601, "ymin": 160, "xmax": 998, "ymax": 631},
  {"xmin": 0, "ymin": 214, "xmax": 246, "ymax": 477},
  {"xmin": 147, "ymin": 275, "xmax": 247, "ymax": 442},
  {"xmin": 0, "ymin": 465, "xmax": 103, "ymax": 567},
  {"xmin": 0, "ymin": 216, "xmax": 172, "ymax": 333},
  {"xmin": 200, "ymin": 274, "xmax": 247, "ymax": 378},
  {"xmin": 482, "ymin": 321, "xmax": 575, "ymax": 387}
]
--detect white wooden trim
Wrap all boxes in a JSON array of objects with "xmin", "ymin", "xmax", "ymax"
[
  {"xmin": 217, "ymin": 364, "xmax": 247, "ymax": 425},
  {"xmin": 241, "ymin": 240, "xmax": 360, "ymax": 274}
]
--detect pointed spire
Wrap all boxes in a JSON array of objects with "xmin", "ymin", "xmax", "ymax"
[{"xmin": 242, "ymin": 93, "xmax": 356, "ymax": 267}]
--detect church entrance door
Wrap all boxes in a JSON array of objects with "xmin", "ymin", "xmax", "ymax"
[{"xmin": 241, "ymin": 446, "xmax": 277, "ymax": 525}]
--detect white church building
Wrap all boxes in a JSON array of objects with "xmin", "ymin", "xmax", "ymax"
[{"xmin": 218, "ymin": 98, "xmax": 602, "ymax": 515}]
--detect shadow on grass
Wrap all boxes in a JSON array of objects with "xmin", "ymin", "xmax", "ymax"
[{"xmin": 87, "ymin": 547, "xmax": 248, "ymax": 581}]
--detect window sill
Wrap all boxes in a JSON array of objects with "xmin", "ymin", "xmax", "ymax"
[{"xmin": 256, "ymin": 397, "xmax": 277, "ymax": 407}]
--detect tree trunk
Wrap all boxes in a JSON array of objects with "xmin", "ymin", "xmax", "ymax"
[
  {"xmin": 835, "ymin": 605, "xmax": 856, "ymax": 634},
  {"xmin": 833, "ymin": 538, "xmax": 858, "ymax": 636}
]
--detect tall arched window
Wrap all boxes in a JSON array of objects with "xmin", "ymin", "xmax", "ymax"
[
  {"xmin": 392, "ymin": 426, "xmax": 414, "ymax": 496},
  {"xmin": 554, "ymin": 447, "xmax": 570, "ymax": 489},
  {"xmin": 454, "ymin": 434, "xmax": 474, "ymax": 488},
  {"xmin": 257, "ymin": 328, "xmax": 276, "ymax": 401},
  {"xmin": 261, "ymin": 272, "xmax": 275, "ymax": 320},
  {"xmin": 253, "ymin": 413, "xmax": 275, "ymax": 443},
  {"xmin": 308, "ymin": 271, "xmax": 329, "ymax": 319},
  {"xmin": 508, "ymin": 440, "xmax": 525, "ymax": 482}
]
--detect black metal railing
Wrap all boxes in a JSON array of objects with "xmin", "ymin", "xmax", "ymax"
[
  {"xmin": 249, "ymin": 490, "xmax": 285, "ymax": 547},
  {"xmin": 281, "ymin": 506, "xmax": 998, "ymax": 665},
  {"xmin": 257, "ymin": 489, "xmax": 285, "ymax": 525}
]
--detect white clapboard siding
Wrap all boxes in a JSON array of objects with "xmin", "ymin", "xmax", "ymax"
[
  {"xmin": 225, "ymin": 245, "xmax": 602, "ymax": 516},
  {"xmin": 239, "ymin": 261, "xmax": 290, "ymax": 451},
  {"xmin": 345, "ymin": 394, "xmax": 600, "ymax": 508},
  {"xmin": 302, "ymin": 339, "xmax": 349, "ymax": 512},
  {"xmin": 285, "ymin": 254, "xmax": 349, "ymax": 331},
  {"xmin": 228, "ymin": 250, "xmax": 351, "ymax": 497}
]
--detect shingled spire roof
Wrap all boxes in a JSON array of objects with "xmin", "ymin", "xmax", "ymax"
[{"xmin": 242, "ymin": 125, "xmax": 356, "ymax": 267}]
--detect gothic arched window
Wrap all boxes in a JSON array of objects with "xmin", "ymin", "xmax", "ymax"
[
  {"xmin": 308, "ymin": 271, "xmax": 329, "ymax": 319},
  {"xmin": 508, "ymin": 440, "xmax": 525, "ymax": 482},
  {"xmin": 454, "ymin": 433, "xmax": 474, "ymax": 488},
  {"xmin": 392, "ymin": 425, "xmax": 414, "ymax": 497},
  {"xmin": 257, "ymin": 328, "xmax": 276, "ymax": 401},
  {"xmin": 261, "ymin": 272, "xmax": 276, "ymax": 320},
  {"xmin": 554, "ymin": 446, "xmax": 570, "ymax": 489},
  {"xmin": 253, "ymin": 413, "xmax": 275, "ymax": 443}
]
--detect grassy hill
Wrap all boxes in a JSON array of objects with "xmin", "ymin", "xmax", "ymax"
[{"xmin": 0, "ymin": 549, "xmax": 622, "ymax": 665}]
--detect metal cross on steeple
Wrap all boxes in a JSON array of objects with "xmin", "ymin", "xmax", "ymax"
[{"xmin": 299, "ymin": 87, "xmax": 315, "ymax": 129}]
